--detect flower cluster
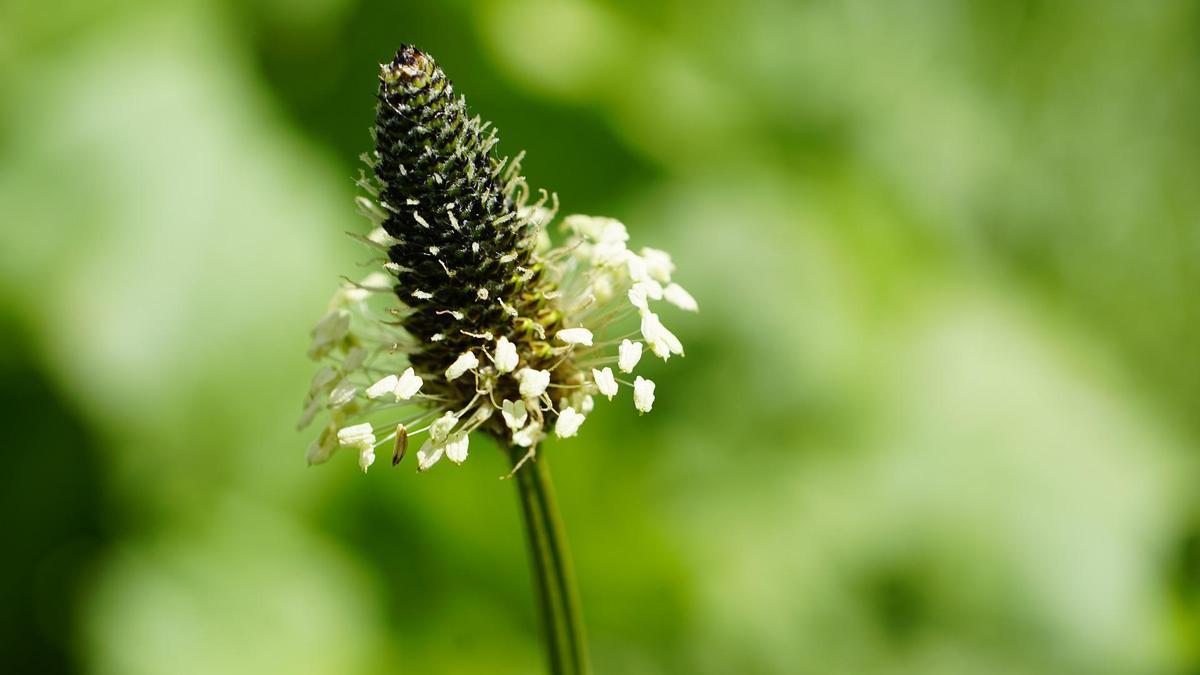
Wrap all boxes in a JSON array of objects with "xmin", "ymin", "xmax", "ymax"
[{"xmin": 299, "ymin": 46, "xmax": 695, "ymax": 473}]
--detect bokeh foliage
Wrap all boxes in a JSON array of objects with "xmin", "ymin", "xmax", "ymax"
[{"xmin": 1, "ymin": 1, "xmax": 1198, "ymax": 673}]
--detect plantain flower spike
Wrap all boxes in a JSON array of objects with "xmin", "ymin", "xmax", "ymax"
[{"xmin": 299, "ymin": 46, "xmax": 696, "ymax": 472}]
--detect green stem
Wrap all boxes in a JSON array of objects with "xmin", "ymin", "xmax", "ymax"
[{"xmin": 509, "ymin": 446, "xmax": 591, "ymax": 675}]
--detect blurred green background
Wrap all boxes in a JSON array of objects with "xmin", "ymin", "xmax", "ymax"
[{"xmin": 2, "ymin": 0, "xmax": 1199, "ymax": 673}]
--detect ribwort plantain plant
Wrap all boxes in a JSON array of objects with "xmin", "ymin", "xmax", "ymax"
[{"xmin": 298, "ymin": 46, "xmax": 696, "ymax": 674}]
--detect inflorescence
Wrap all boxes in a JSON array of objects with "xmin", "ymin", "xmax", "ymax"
[{"xmin": 299, "ymin": 46, "xmax": 696, "ymax": 473}]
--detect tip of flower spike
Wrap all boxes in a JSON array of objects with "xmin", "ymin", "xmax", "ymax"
[
  {"xmin": 383, "ymin": 45, "xmax": 433, "ymax": 86},
  {"xmin": 392, "ymin": 44, "xmax": 426, "ymax": 68}
]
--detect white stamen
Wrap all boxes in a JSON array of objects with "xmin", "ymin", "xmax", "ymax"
[
  {"xmin": 430, "ymin": 412, "xmax": 458, "ymax": 443},
  {"xmin": 366, "ymin": 374, "xmax": 399, "ymax": 399},
  {"xmin": 635, "ymin": 279, "xmax": 664, "ymax": 301},
  {"xmin": 359, "ymin": 446, "xmax": 376, "ymax": 473},
  {"xmin": 517, "ymin": 368, "xmax": 551, "ymax": 399},
  {"xmin": 512, "ymin": 421, "xmax": 543, "ymax": 447},
  {"xmin": 417, "ymin": 439, "xmax": 444, "ymax": 471},
  {"xmin": 625, "ymin": 251, "xmax": 649, "ymax": 282},
  {"xmin": 640, "ymin": 311, "xmax": 683, "ymax": 359},
  {"xmin": 297, "ymin": 398, "xmax": 322, "ymax": 430},
  {"xmin": 368, "ymin": 226, "xmax": 399, "ymax": 247},
  {"xmin": 555, "ymin": 407, "xmax": 585, "ymax": 438},
  {"xmin": 640, "ymin": 247, "xmax": 675, "ymax": 283},
  {"xmin": 308, "ymin": 309, "xmax": 350, "ymax": 358},
  {"xmin": 592, "ymin": 367, "xmax": 618, "ymax": 399},
  {"xmin": 395, "ymin": 367, "xmax": 423, "ymax": 399},
  {"xmin": 627, "ymin": 284, "xmax": 649, "ymax": 311},
  {"xmin": 337, "ymin": 422, "xmax": 376, "ymax": 449},
  {"xmin": 342, "ymin": 346, "xmax": 367, "ymax": 373},
  {"xmin": 663, "ymin": 283, "xmax": 698, "ymax": 312},
  {"xmin": 502, "ymin": 399, "xmax": 528, "ymax": 430},
  {"xmin": 446, "ymin": 351, "xmax": 479, "ymax": 380},
  {"xmin": 328, "ymin": 381, "xmax": 358, "ymax": 408},
  {"xmin": 618, "ymin": 339, "xmax": 643, "ymax": 373},
  {"xmin": 306, "ymin": 432, "xmax": 336, "ymax": 466},
  {"xmin": 444, "ymin": 432, "xmax": 469, "ymax": 464},
  {"xmin": 634, "ymin": 376, "xmax": 656, "ymax": 413},
  {"xmin": 494, "ymin": 336, "xmax": 519, "ymax": 373},
  {"xmin": 308, "ymin": 366, "xmax": 338, "ymax": 397},
  {"xmin": 556, "ymin": 328, "xmax": 594, "ymax": 346}
]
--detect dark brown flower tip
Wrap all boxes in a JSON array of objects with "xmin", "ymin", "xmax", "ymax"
[{"xmin": 382, "ymin": 44, "xmax": 433, "ymax": 87}]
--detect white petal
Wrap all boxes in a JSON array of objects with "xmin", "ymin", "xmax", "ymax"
[
  {"xmin": 444, "ymin": 432, "xmax": 470, "ymax": 464},
  {"xmin": 556, "ymin": 328, "xmax": 594, "ymax": 346},
  {"xmin": 296, "ymin": 397, "xmax": 323, "ymax": 430},
  {"xmin": 627, "ymin": 285, "xmax": 648, "ymax": 311},
  {"xmin": 634, "ymin": 279, "xmax": 664, "ymax": 301},
  {"xmin": 579, "ymin": 394, "xmax": 595, "ymax": 414},
  {"xmin": 555, "ymin": 407, "xmax": 585, "ymax": 438},
  {"xmin": 342, "ymin": 346, "xmax": 368, "ymax": 373},
  {"xmin": 593, "ymin": 239, "xmax": 629, "ymax": 267},
  {"xmin": 563, "ymin": 214, "xmax": 601, "ymax": 238},
  {"xmin": 394, "ymin": 367, "xmax": 424, "ymax": 400},
  {"xmin": 640, "ymin": 311, "xmax": 683, "ymax": 360},
  {"xmin": 341, "ymin": 286, "xmax": 370, "ymax": 304},
  {"xmin": 633, "ymin": 377, "xmax": 656, "ymax": 413},
  {"xmin": 366, "ymin": 374, "xmax": 399, "ymax": 399},
  {"xmin": 502, "ymin": 399, "xmax": 528, "ymax": 431},
  {"xmin": 663, "ymin": 283, "xmax": 698, "ymax": 312},
  {"xmin": 360, "ymin": 271, "xmax": 391, "ymax": 289},
  {"xmin": 341, "ymin": 272, "xmax": 388, "ymax": 305},
  {"xmin": 597, "ymin": 218, "xmax": 629, "ymax": 244},
  {"xmin": 337, "ymin": 422, "xmax": 376, "ymax": 448},
  {"xmin": 566, "ymin": 215, "xmax": 628, "ymax": 246},
  {"xmin": 359, "ymin": 447, "xmax": 376, "ymax": 473},
  {"xmin": 308, "ymin": 309, "xmax": 350, "ymax": 358},
  {"xmin": 305, "ymin": 431, "xmax": 336, "ymax": 466},
  {"xmin": 494, "ymin": 336, "xmax": 519, "ymax": 373},
  {"xmin": 307, "ymin": 366, "xmax": 338, "ymax": 397},
  {"xmin": 624, "ymin": 251, "xmax": 650, "ymax": 282},
  {"xmin": 591, "ymin": 272, "xmax": 614, "ymax": 302},
  {"xmin": 328, "ymin": 380, "xmax": 358, "ymax": 408},
  {"xmin": 618, "ymin": 340, "xmax": 643, "ymax": 373},
  {"xmin": 417, "ymin": 439, "xmax": 444, "ymax": 471},
  {"xmin": 430, "ymin": 412, "xmax": 458, "ymax": 443},
  {"xmin": 512, "ymin": 421, "xmax": 543, "ymax": 447},
  {"xmin": 639, "ymin": 247, "xmax": 675, "ymax": 283},
  {"xmin": 592, "ymin": 368, "xmax": 618, "ymax": 399},
  {"xmin": 445, "ymin": 351, "xmax": 479, "ymax": 380},
  {"xmin": 517, "ymin": 368, "xmax": 551, "ymax": 399},
  {"xmin": 368, "ymin": 226, "xmax": 400, "ymax": 247}
]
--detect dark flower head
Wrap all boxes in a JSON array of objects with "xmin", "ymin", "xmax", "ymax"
[{"xmin": 300, "ymin": 46, "xmax": 696, "ymax": 473}]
